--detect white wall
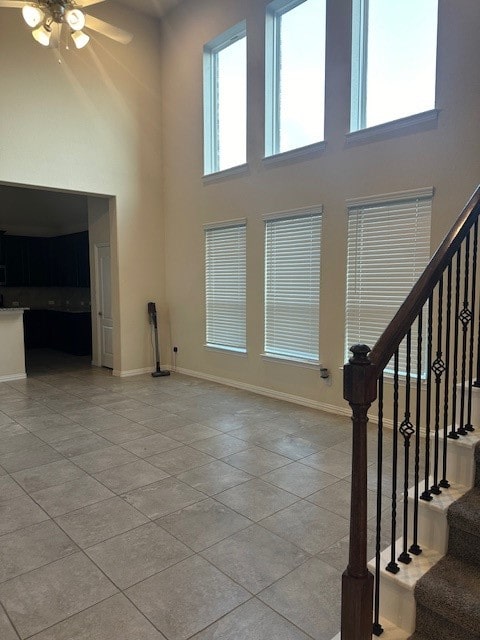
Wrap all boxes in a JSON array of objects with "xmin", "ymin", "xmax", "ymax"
[
  {"xmin": 160, "ymin": 0, "xmax": 480, "ymax": 411},
  {"xmin": 0, "ymin": 4, "xmax": 166, "ymax": 375},
  {"xmin": 0, "ymin": 311, "xmax": 27, "ymax": 381}
]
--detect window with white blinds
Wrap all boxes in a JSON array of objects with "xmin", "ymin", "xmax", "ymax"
[
  {"xmin": 345, "ymin": 191, "xmax": 432, "ymax": 375},
  {"xmin": 205, "ymin": 222, "xmax": 246, "ymax": 352},
  {"xmin": 264, "ymin": 209, "xmax": 322, "ymax": 363}
]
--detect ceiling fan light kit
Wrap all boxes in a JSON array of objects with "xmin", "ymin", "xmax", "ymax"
[
  {"xmin": 22, "ymin": 4, "xmax": 43, "ymax": 27},
  {"xmin": 31, "ymin": 22, "xmax": 51, "ymax": 45},
  {"xmin": 0, "ymin": 0, "xmax": 133, "ymax": 49},
  {"xmin": 71, "ymin": 27, "xmax": 89, "ymax": 48}
]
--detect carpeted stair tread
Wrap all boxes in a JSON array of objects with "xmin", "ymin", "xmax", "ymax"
[
  {"xmin": 409, "ymin": 604, "xmax": 480, "ymax": 640},
  {"xmin": 447, "ymin": 486, "xmax": 480, "ymax": 537},
  {"xmin": 414, "ymin": 555, "xmax": 480, "ymax": 637}
]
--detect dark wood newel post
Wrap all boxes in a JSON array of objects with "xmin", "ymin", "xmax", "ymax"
[{"xmin": 341, "ymin": 344, "xmax": 377, "ymax": 640}]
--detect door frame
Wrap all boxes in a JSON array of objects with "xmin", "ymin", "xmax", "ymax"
[{"xmin": 93, "ymin": 242, "xmax": 112, "ymax": 368}]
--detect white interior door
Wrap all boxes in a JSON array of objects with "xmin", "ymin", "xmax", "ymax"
[{"xmin": 97, "ymin": 244, "xmax": 113, "ymax": 369}]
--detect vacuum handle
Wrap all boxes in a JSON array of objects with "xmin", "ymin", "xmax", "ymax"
[{"xmin": 148, "ymin": 301, "xmax": 158, "ymax": 329}]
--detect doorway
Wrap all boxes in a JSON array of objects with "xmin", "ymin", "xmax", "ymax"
[{"xmin": 0, "ymin": 183, "xmax": 114, "ymax": 375}]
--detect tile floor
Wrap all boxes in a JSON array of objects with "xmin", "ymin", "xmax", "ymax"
[{"xmin": 0, "ymin": 350, "xmax": 385, "ymax": 640}]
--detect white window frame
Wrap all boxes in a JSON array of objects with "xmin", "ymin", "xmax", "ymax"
[
  {"xmin": 263, "ymin": 206, "xmax": 323, "ymax": 365},
  {"xmin": 345, "ymin": 188, "xmax": 433, "ymax": 377},
  {"xmin": 350, "ymin": 0, "xmax": 439, "ymax": 134},
  {"xmin": 265, "ymin": 0, "xmax": 327, "ymax": 158},
  {"xmin": 204, "ymin": 219, "xmax": 247, "ymax": 354},
  {"xmin": 203, "ymin": 21, "xmax": 247, "ymax": 176}
]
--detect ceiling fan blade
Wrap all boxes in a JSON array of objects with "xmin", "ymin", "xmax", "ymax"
[
  {"xmin": 85, "ymin": 14, "xmax": 133, "ymax": 45},
  {"xmin": 0, "ymin": 1, "xmax": 25, "ymax": 8},
  {"xmin": 79, "ymin": 0, "xmax": 106, "ymax": 7}
]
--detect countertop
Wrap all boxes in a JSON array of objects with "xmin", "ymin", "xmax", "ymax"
[
  {"xmin": 26, "ymin": 307, "xmax": 91, "ymax": 314},
  {"xmin": 0, "ymin": 307, "xmax": 29, "ymax": 313}
]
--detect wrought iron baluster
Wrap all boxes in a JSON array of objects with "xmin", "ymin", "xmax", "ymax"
[
  {"xmin": 431, "ymin": 280, "xmax": 445, "ymax": 495},
  {"xmin": 386, "ymin": 349, "xmax": 400, "ymax": 574},
  {"xmin": 421, "ymin": 295, "xmax": 433, "ymax": 502},
  {"xmin": 399, "ymin": 330, "xmax": 413, "ymax": 564},
  {"xmin": 448, "ymin": 249, "xmax": 462, "ymax": 440},
  {"xmin": 465, "ymin": 220, "xmax": 478, "ymax": 432},
  {"xmin": 373, "ymin": 374, "xmax": 384, "ymax": 637},
  {"xmin": 458, "ymin": 232, "xmax": 472, "ymax": 436},
  {"xmin": 410, "ymin": 312, "xmax": 423, "ymax": 554},
  {"xmin": 440, "ymin": 263, "xmax": 452, "ymax": 488}
]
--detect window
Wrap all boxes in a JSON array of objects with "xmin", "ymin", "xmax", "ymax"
[
  {"xmin": 351, "ymin": 0, "xmax": 438, "ymax": 131},
  {"xmin": 345, "ymin": 190, "xmax": 432, "ymax": 375},
  {"xmin": 264, "ymin": 208, "xmax": 322, "ymax": 363},
  {"xmin": 265, "ymin": 0, "xmax": 327, "ymax": 156},
  {"xmin": 203, "ymin": 22, "xmax": 247, "ymax": 175},
  {"xmin": 205, "ymin": 221, "xmax": 246, "ymax": 352}
]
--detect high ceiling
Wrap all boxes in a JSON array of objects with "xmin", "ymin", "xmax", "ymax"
[
  {"xmin": 0, "ymin": 0, "xmax": 182, "ymax": 237},
  {"xmin": 112, "ymin": 0, "xmax": 180, "ymax": 19}
]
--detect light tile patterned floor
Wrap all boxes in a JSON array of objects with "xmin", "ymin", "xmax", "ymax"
[{"xmin": 0, "ymin": 350, "xmax": 368, "ymax": 640}]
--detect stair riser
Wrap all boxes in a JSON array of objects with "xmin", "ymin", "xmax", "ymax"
[
  {"xmin": 448, "ymin": 525, "xmax": 480, "ymax": 567},
  {"xmin": 445, "ymin": 439, "xmax": 477, "ymax": 486},
  {"xmin": 375, "ymin": 576, "xmax": 416, "ymax": 634},
  {"xmin": 407, "ymin": 497, "xmax": 448, "ymax": 554}
]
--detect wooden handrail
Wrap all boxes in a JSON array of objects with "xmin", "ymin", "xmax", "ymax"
[{"xmin": 369, "ymin": 185, "xmax": 480, "ymax": 375}]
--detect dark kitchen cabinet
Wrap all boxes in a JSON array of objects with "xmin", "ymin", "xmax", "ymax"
[
  {"xmin": 4, "ymin": 235, "xmax": 30, "ymax": 286},
  {"xmin": 76, "ymin": 232, "xmax": 90, "ymax": 287},
  {"xmin": 4, "ymin": 231, "xmax": 90, "ymax": 288},
  {"xmin": 23, "ymin": 310, "xmax": 49, "ymax": 349},
  {"xmin": 24, "ymin": 310, "xmax": 92, "ymax": 356},
  {"xmin": 28, "ymin": 237, "xmax": 52, "ymax": 286},
  {"xmin": 50, "ymin": 232, "xmax": 89, "ymax": 287}
]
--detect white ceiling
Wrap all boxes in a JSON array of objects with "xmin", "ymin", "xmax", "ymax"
[{"xmin": 112, "ymin": 0, "xmax": 180, "ymax": 19}]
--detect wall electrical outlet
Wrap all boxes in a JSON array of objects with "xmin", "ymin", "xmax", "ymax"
[
  {"xmin": 12, "ymin": 301, "xmax": 19, "ymax": 307},
  {"xmin": 48, "ymin": 300, "xmax": 55, "ymax": 306}
]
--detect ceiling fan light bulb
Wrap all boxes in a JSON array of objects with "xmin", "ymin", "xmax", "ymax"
[
  {"xmin": 71, "ymin": 30, "xmax": 90, "ymax": 49},
  {"xmin": 32, "ymin": 25, "xmax": 51, "ymax": 47},
  {"xmin": 22, "ymin": 5, "xmax": 44, "ymax": 28},
  {"xmin": 65, "ymin": 9, "xmax": 86, "ymax": 31}
]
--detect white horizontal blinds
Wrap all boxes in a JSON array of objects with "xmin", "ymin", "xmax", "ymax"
[
  {"xmin": 205, "ymin": 223, "xmax": 246, "ymax": 351},
  {"xmin": 345, "ymin": 196, "xmax": 432, "ymax": 375},
  {"xmin": 265, "ymin": 212, "xmax": 322, "ymax": 362}
]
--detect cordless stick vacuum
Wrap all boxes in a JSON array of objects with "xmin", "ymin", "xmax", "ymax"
[{"xmin": 147, "ymin": 302, "xmax": 170, "ymax": 377}]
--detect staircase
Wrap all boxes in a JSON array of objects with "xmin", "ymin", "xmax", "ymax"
[
  {"xmin": 340, "ymin": 185, "xmax": 480, "ymax": 640},
  {"xmin": 410, "ymin": 441, "xmax": 480, "ymax": 640},
  {"xmin": 363, "ymin": 426, "xmax": 479, "ymax": 639}
]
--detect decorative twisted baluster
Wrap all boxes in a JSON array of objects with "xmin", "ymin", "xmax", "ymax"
[
  {"xmin": 421, "ymin": 295, "xmax": 434, "ymax": 502},
  {"xmin": 410, "ymin": 312, "xmax": 423, "ymax": 554},
  {"xmin": 448, "ymin": 249, "xmax": 462, "ymax": 439},
  {"xmin": 440, "ymin": 263, "xmax": 452, "ymax": 488},
  {"xmin": 398, "ymin": 330, "xmax": 414, "ymax": 564},
  {"xmin": 458, "ymin": 232, "xmax": 472, "ymax": 436},
  {"xmin": 386, "ymin": 349, "xmax": 400, "ymax": 574},
  {"xmin": 372, "ymin": 374, "xmax": 384, "ymax": 637},
  {"xmin": 431, "ymin": 278, "xmax": 445, "ymax": 495},
  {"xmin": 465, "ymin": 220, "xmax": 478, "ymax": 432}
]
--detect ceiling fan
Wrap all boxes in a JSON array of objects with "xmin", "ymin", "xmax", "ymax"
[{"xmin": 0, "ymin": 0, "xmax": 133, "ymax": 49}]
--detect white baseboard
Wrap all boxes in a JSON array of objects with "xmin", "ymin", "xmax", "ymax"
[
  {"xmin": 175, "ymin": 366, "xmax": 350, "ymax": 416},
  {"xmin": 0, "ymin": 373, "xmax": 27, "ymax": 382},
  {"xmin": 113, "ymin": 367, "xmax": 160, "ymax": 378}
]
